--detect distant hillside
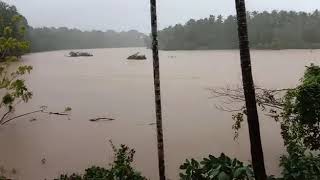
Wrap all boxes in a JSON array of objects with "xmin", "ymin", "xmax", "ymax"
[
  {"xmin": 153, "ymin": 10, "xmax": 320, "ymax": 50},
  {"xmin": 27, "ymin": 27, "xmax": 147, "ymax": 52}
]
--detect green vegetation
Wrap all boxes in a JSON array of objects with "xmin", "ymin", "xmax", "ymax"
[
  {"xmin": 56, "ymin": 142, "xmax": 147, "ymax": 180},
  {"xmin": 155, "ymin": 10, "xmax": 320, "ymax": 50},
  {"xmin": 210, "ymin": 64, "xmax": 320, "ymax": 180},
  {"xmin": 0, "ymin": 1, "xmax": 29, "ymax": 60},
  {"xmin": 179, "ymin": 153, "xmax": 254, "ymax": 180},
  {"xmin": 0, "ymin": 1, "xmax": 72, "ymax": 126},
  {"xmin": 0, "ymin": 61, "xmax": 33, "ymax": 125},
  {"xmin": 0, "ymin": 1, "xmax": 33, "ymax": 125},
  {"xmin": 279, "ymin": 143, "xmax": 320, "ymax": 180},
  {"xmin": 27, "ymin": 28, "xmax": 147, "ymax": 52},
  {"xmin": 282, "ymin": 64, "xmax": 320, "ymax": 150},
  {"xmin": 277, "ymin": 64, "xmax": 320, "ymax": 179}
]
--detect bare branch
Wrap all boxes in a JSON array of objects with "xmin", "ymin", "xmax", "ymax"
[
  {"xmin": 0, "ymin": 109, "xmax": 12, "ymax": 123},
  {"xmin": 1, "ymin": 110, "xmax": 42, "ymax": 125},
  {"xmin": 0, "ymin": 108, "xmax": 71, "ymax": 126},
  {"xmin": 208, "ymin": 85, "xmax": 291, "ymax": 113}
]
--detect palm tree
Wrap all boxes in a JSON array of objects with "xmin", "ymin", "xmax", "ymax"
[
  {"xmin": 234, "ymin": 0, "xmax": 267, "ymax": 179},
  {"xmin": 149, "ymin": 0, "xmax": 166, "ymax": 180}
]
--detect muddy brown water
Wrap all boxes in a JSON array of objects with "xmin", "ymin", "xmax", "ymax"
[{"xmin": 0, "ymin": 48, "xmax": 319, "ymax": 180}]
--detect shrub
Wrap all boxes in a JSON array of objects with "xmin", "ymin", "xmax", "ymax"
[
  {"xmin": 279, "ymin": 143, "xmax": 320, "ymax": 180},
  {"xmin": 179, "ymin": 153, "xmax": 255, "ymax": 180},
  {"xmin": 55, "ymin": 142, "xmax": 147, "ymax": 180}
]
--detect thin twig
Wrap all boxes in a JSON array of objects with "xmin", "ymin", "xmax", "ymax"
[
  {"xmin": 0, "ymin": 109, "xmax": 12, "ymax": 123},
  {"xmin": 1, "ymin": 110, "xmax": 42, "ymax": 125}
]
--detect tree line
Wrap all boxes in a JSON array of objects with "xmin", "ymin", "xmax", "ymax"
[
  {"xmin": 154, "ymin": 10, "xmax": 320, "ymax": 50},
  {"xmin": 1, "ymin": 1, "xmax": 147, "ymax": 53},
  {"xmin": 27, "ymin": 28, "xmax": 147, "ymax": 52}
]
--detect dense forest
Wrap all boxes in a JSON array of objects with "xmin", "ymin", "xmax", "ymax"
[
  {"xmin": 155, "ymin": 10, "xmax": 320, "ymax": 50},
  {"xmin": 1, "ymin": 2, "xmax": 146, "ymax": 53},
  {"xmin": 27, "ymin": 28, "xmax": 147, "ymax": 52}
]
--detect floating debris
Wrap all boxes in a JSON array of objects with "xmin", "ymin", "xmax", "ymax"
[
  {"xmin": 89, "ymin": 117, "xmax": 115, "ymax": 122},
  {"xmin": 127, "ymin": 52, "xmax": 146, "ymax": 60},
  {"xmin": 41, "ymin": 158, "xmax": 46, "ymax": 165},
  {"xmin": 68, "ymin": 51, "xmax": 93, "ymax": 57}
]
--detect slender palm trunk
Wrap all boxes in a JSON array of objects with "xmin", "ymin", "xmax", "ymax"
[
  {"xmin": 234, "ymin": 0, "xmax": 267, "ymax": 180},
  {"xmin": 149, "ymin": 0, "xmax": 166, "ymax": 180}
]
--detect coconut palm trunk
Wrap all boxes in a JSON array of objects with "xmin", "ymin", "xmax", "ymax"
[
  {"xmin": 234, "ymin": 0, "xmax": 267, "ymax": 179},
  {"xmin": 149, "ymin": 0, "xmax": 166, "ymax": 180}
]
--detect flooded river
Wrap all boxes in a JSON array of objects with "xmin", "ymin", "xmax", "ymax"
[{"xmin": 0, "ymin": 48, "xmax": 319, "ymax": 179}]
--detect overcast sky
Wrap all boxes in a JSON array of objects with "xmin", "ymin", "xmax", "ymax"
[{"xmin": 3, "ymin": 0, "xmax": 320, "ymax": 33}]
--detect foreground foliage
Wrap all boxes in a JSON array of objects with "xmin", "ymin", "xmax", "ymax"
[
  {"xmin": 180, "ymin": 150, "xmax": 320, "ymax": 180},
  {"xmin": 180, "ymin": 153, "xmax": 255, "ymax": 180},
  {"xmin": 211, "ymin": 64, "xmax": 320, "ymax": 151},
  {"xmin": 56, "ymin": 142, "xmax": 147, "ymax": 180},
  {"xmin": 208, "ymin": 64, "xmax": 320, "ymax": 179},
  {"xmin": 281, "ymin": 64, "xmax": 320, "ymax": 150},
  {"xmin": 0, "ymin": 60, "xmax": 33, "ymax": 125},
  {"xmin": 0, "ymin": 1, "xmax": 33, "ymax": 125},
  {"xmin": 279, "ymin": 144, "xmax": 320, "ymax": 180}
]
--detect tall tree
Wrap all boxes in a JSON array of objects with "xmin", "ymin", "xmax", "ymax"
[
  {"xmin": 149, "ymin": 0, "xmax": 166, "ymax": 180},
  {"xmin": 234, "ymin": 0, "xmax": 267, "ymax": 180}
]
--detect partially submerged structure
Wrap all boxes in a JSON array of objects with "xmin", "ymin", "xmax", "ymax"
[
  {"xmin": 127, "ymin": 52, "xmax": 146, "ymax": 60},
  {"xmin": 68, "ymin": 51, "xmax": 93, "ymax": 57}
]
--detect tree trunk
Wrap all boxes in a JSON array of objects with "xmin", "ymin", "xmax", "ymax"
[
  {"xmin": 149, "ymin": 0, "xmax": 166, "ymax": 180},
  {"xmin": 234, "ymin": 0, "xmax": 267, "ymax": 180}
]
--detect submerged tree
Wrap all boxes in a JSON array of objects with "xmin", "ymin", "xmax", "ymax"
[
  {"xmin": 234, "ymin": 0, "xmax": 267, "ymax": 180},
  {"xmin": 149, "ymin": 0, "xmax": 166, "ymax": 180}
]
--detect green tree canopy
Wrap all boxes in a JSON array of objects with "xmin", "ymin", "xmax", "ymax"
[
  {"xmin": 0, "ymin": 1, "xmax": 29, "ymax": 60},
  {"xmin": 155, "ymin": 10, "xmax": 320, "ymax": 50},
  {"xmin": 0, "ymin": 1, "xmax": 32, "ymax": 125}
]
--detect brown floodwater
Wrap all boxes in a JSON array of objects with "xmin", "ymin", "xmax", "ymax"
[{"xmin": 0, "ymin": 48, "xmax": 319, "ymax": 180}]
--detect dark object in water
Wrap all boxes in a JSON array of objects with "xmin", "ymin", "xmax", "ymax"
[
  {"xmin": 41, "ymin": 158, "xmax": 46, "ymax": 165},
  {"xmin": 68, "ymin": 51, "xmax": 93, "ymax": 57},
  {"xmin": 127, "ymin": 52, "xmax": 146, "ymax": 60},
  {"xmin": 89, "ymin": 117, "xmax": 115, "ymax": 122}
]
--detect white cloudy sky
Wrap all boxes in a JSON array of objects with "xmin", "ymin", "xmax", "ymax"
[{"xmin": 3, "ymin": 0, "xmax": 319, "ymax": 32}]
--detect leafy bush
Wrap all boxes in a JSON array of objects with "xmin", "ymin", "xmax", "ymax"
[
  {"xmin": 279, "ymin": 144, "xmax": 320, "ymax": 180},
  {"xmin": 56, "ymin": 174, "xmax": 82, "ymax": 180},
  {"xmin": 55, "ymin": 142, "xmax": 147, "ymax": 180},
  {"xmin": 282, "ymin": 64, "xmax": 320, "ymax": 150},
  {"xmin": 209, "ymin": 64, "xmax": 320, "ymax": 179},
  {"xmin": 179, "ymin": 153, "xmax": 255, "ymax": 180}
]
